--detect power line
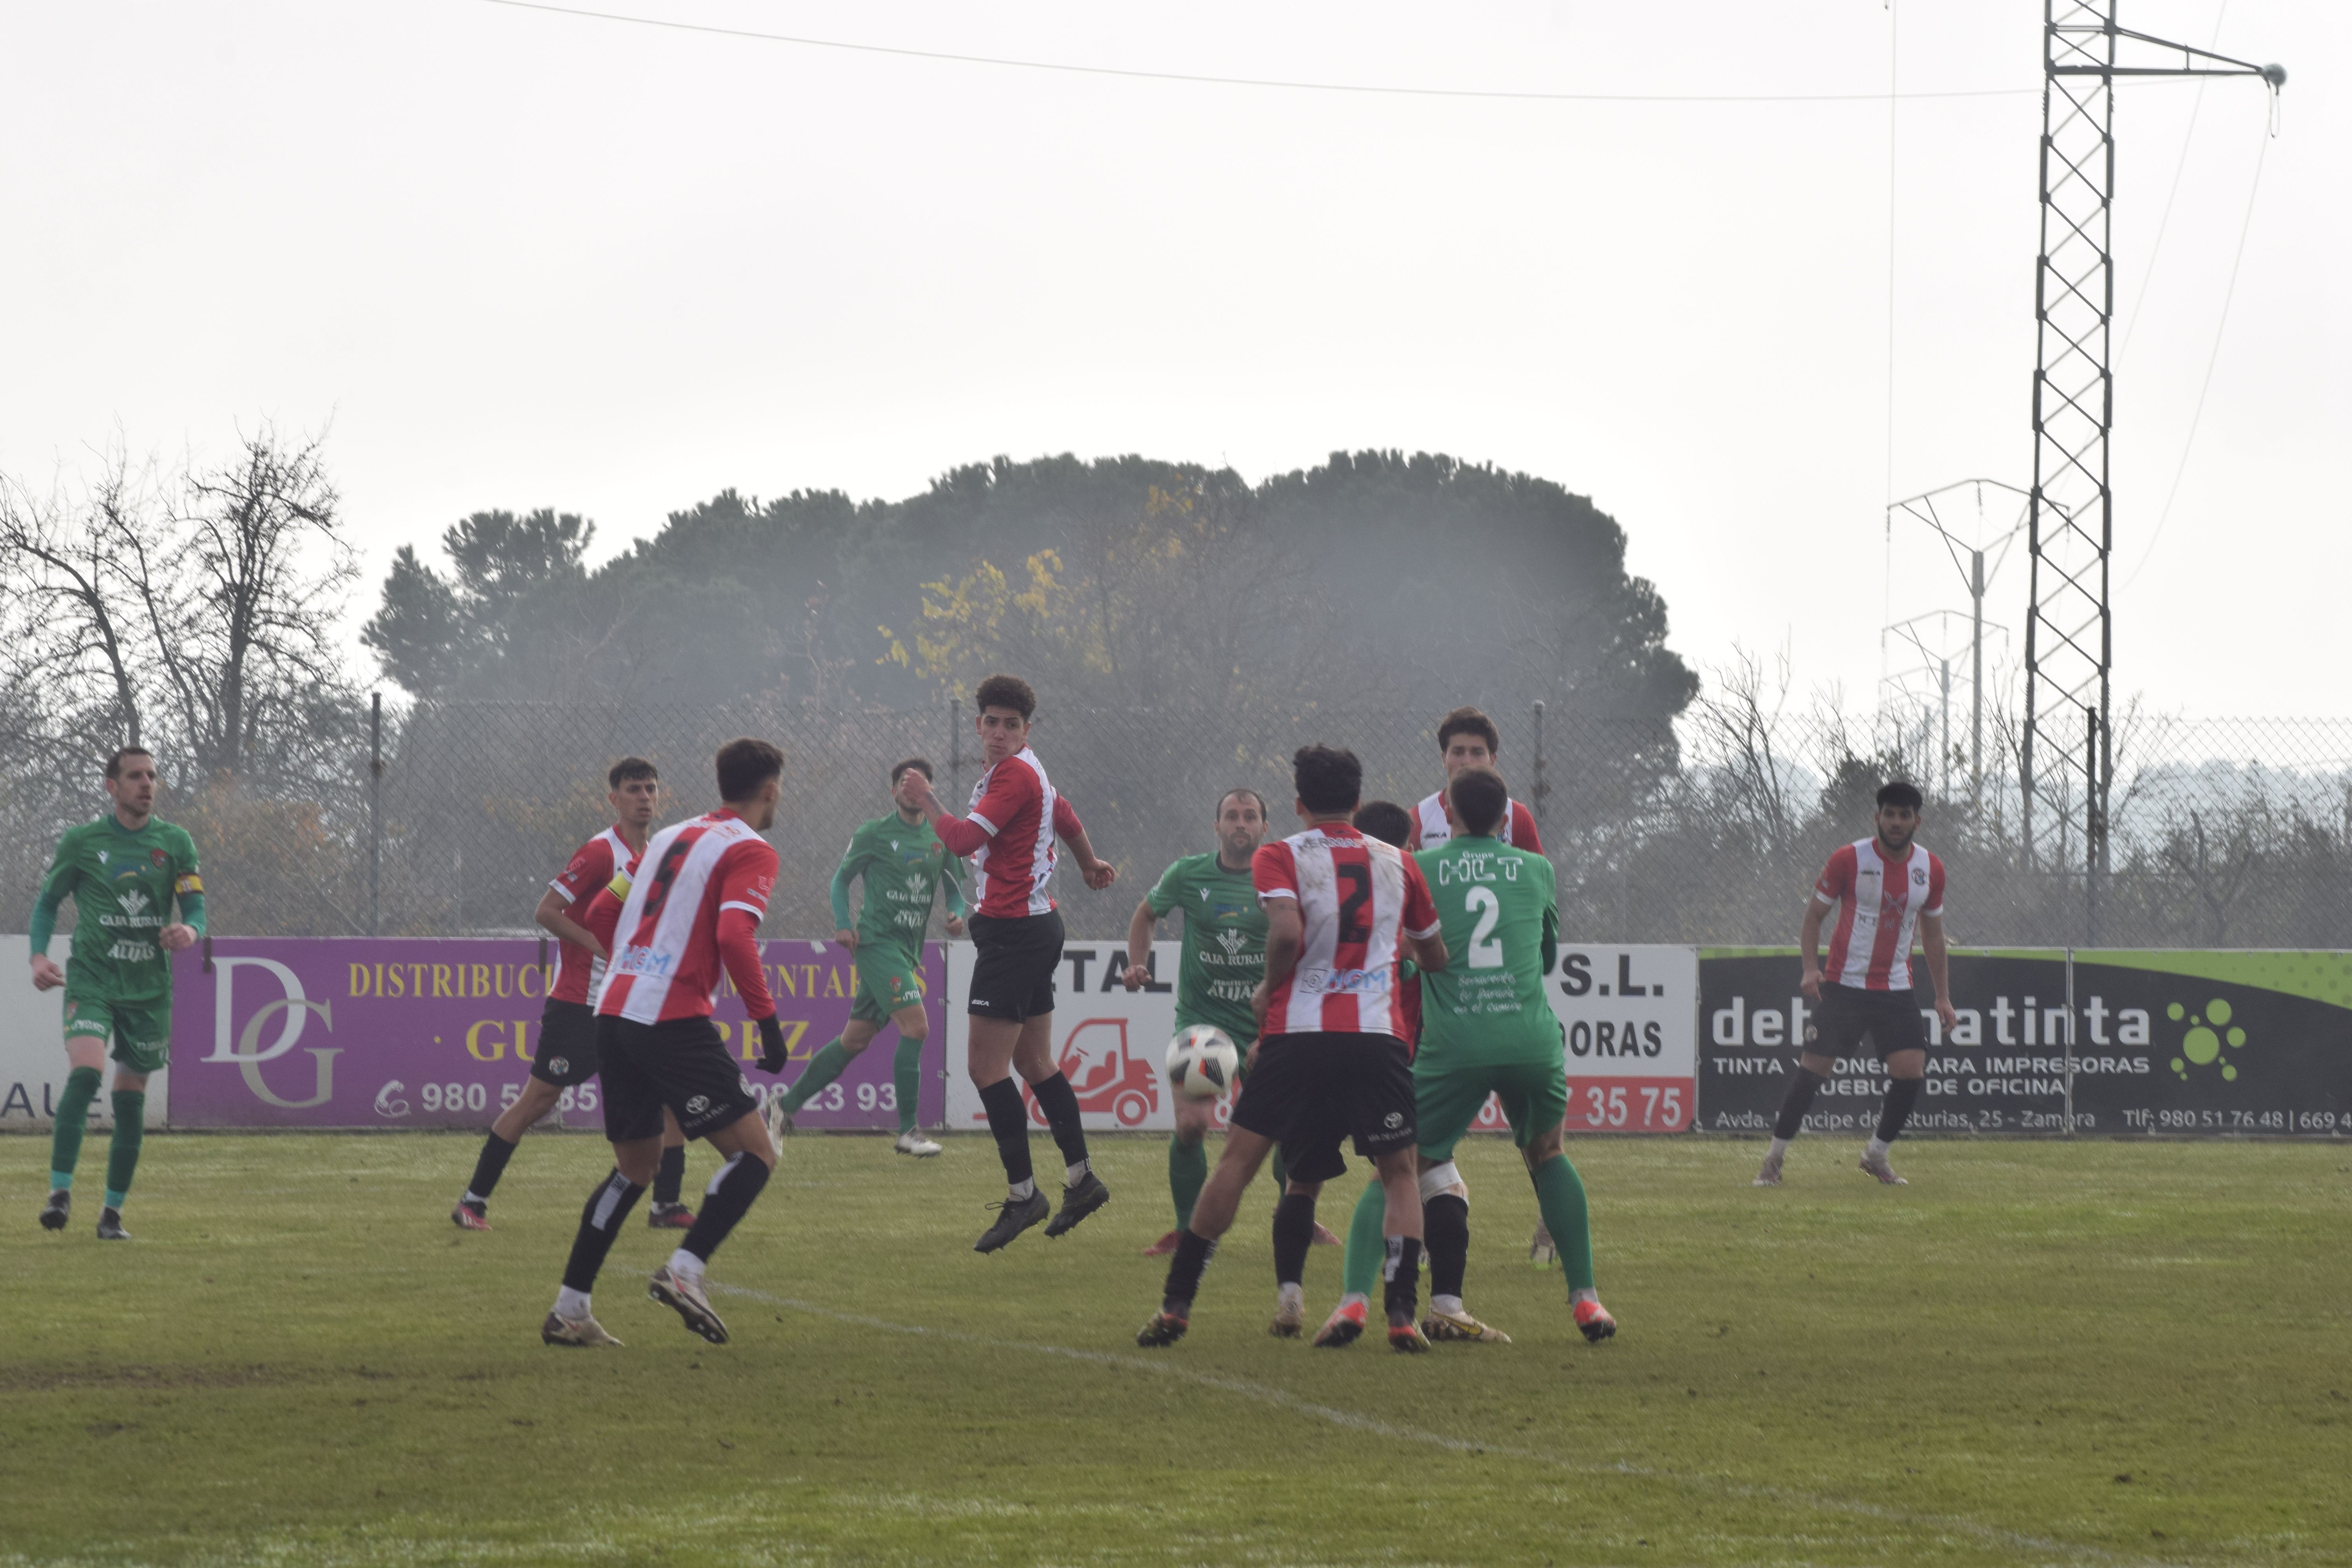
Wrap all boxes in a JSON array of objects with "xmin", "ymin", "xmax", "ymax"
[{"xmin": 480, "ymin": 0, "xmax": 2045, "ymax": 103}]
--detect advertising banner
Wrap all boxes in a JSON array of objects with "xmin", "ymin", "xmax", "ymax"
[
  {"xmin": 941, "ymin": 939, "xmax": 1700, "ymax": 1137},
  {"xmin": 166, "ymin": 938, "xmax": 945, "ymax": 1131},
  {"xmin": 1698, "ymin": 948, "xmax": 2352, "ymax": 1136},
  {"xmin": 0, "ymin": 935, "xmax": 171, "ymax": 1131}
]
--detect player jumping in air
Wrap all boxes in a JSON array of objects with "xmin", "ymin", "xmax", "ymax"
[
  {"xmin": 455, "ymin": 757, "xmax": 699, "ymax": 1232},
  {"xmin": 766, "ymin": 757, "xmax": 967, "ymax": 1156},
  {"xmin": 1329, "ymin": 768, "xmax": 1616, "ymax": 1346},
  {"xmin": 1136, "ymin": 745, "xmax": 1449, "ymax": 1353},
  {"xmin": 900, "ymin": 675, "xmax": 1118, "ymax": 1252},
  {"xmin": 1408, "ymin": 706, "xmax": 1546, "ymax": 853},
  {"xmin": 1754, "ymin": 780, "xmax": 1956, "ymax": 1189},
  {"xmin": 32, "ymin": 748, "xmax": 203, "ymax": 1240},
  {"xmin": 541, "ymin": 739, "xmax": 793, "ymax": 1348}
]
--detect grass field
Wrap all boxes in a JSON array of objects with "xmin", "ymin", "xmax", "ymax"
[{"xmin": 3, "ymin": 1130, "xmax": 2348, "ymax": 1567}]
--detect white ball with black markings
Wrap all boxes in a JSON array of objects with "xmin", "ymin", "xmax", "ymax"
[{"xmin": 1165, "ymin": 1024, "xmax": 1239, "ymax": 1101}]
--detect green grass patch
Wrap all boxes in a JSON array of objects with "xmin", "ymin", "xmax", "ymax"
[{"xmin": 4, "ymin": 1131, "xmax": 2348, "ymax": 1565}]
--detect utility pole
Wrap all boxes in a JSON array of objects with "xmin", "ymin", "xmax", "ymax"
[
  {"xmin": 1885, "ymin": 478, "xmax": 2028, "ymax": 804},
  {"xmin": 2020, "ymin": 2, "xmax": 2282, "ymax": 884}
]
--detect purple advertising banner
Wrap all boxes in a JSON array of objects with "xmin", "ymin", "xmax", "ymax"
[{"xmin": 167, "ymin": 938, "xmax": 946, "ymax": 1131}]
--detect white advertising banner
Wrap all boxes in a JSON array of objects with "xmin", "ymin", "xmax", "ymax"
[
  {"xmin": 0, "ymin": 935, "xmax": 172, "ymax": 1130},
  {"xmin": 942, "ymin": 938, "xmax": 1700, "ymax": 1137}
]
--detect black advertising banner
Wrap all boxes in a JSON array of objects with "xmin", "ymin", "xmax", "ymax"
[{"xmin": 1697, "ymin": 949, "xmax": 2352, "ymax": 1137}]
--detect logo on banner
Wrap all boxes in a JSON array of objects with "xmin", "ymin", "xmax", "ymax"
[
  {"xmin": 374, "ymin": 1081, "xmax": 411, "ymax": 1118},
  {"xmin": 205, "ymin": 956, "xmax": 341, "ymax": 1108},
  {"xmin": 2167, "ymin": 998, "xmax": 2248, "ymax": 1082},
  {"xmin": 1026, "ymin": 1019, "xmax": 1158, "ymax": 1127}
]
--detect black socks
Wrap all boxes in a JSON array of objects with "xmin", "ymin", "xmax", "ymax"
[
  {"xmin": 1162, "ymin": 1229, "xmax": 1217, "ymax": 1315},
  {"xmin": 1773, "ymin": 1066, "xmax": 1826, "ymax": 1140},
  {"xmin": 560, "ymin": 1169, "xmax": 645, "ymax": 1292},
  {"xmin": 1423, "ymin": 1194, "xmax": 1469, "ymax": 1301},
  {"xmin": 1028, "ymin": 1071, "xmax": 1090, "ymax": 1171},
  {"xmin": 1271, "ymin": 1191, "xmax": 1318, "ymax": 1288},
  {"xmin": 976, "ymin": 1077, "xmax": 1034, "ymax": 1186},
  {"xmin": 679, "ymin": 1152, "xmax": 770, "ymax": 1264},
  {"xmin": 653, "ymin": 1143, "xmax": 686, "ymax": 1205},
  {"xmin": 1877, "ymin": 1076, "xmax": 1924, "ymax": 1143},
  {"xmin": 1381, "ymin": 1236, "xmax": 1424, "ymax": 1325},
  {"xmin": 466, "ymin": 1132, "xmax": 518, "ymax": 1202}
]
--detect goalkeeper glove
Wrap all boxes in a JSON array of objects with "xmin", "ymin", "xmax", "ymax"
[{"xmin": 755, "ymin": 1015, "xmax": 788, "ymax": 1074}]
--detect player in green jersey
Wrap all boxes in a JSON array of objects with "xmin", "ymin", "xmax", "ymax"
[
  {"xmin": 766, "ymin": 758, "xmax": 966, "ymax": 1156},
  {"xmin": 1323, "ymin": 768, "xmax": 1617, "ymax": 1346},
  {"xmin": 30, "ymin": 748, "xmax": 205, "ymax": 1240}
]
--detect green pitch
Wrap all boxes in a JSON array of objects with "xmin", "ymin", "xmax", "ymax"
[{"xmin": 4, "ymin": 1134, "xmax": 2347, "ymax": 1566}]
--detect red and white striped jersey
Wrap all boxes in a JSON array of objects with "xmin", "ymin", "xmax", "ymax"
[
  {"xmin": 1409, "ymin": 793, "xmax": 1545, "ymax": 854},
  {"xmin": 1253, "ymin": 822, "xmax": 1440, "ymax": 1040},
  {"xmin": 548, "ymin": 827, "xmax": 638, "ymax": 1006},
  {"xmin": 936, "ymin": 747, "xmax": 1084, "ymax": 919},
  {"xmin": 1814, "ymin": 837, "xmax": 1946, "ymax": 991},
  {"xmin": 595, "ymin": 810, "xmax": 780, "ymax": 1024}
]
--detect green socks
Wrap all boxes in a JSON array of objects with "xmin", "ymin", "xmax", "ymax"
[
  {"xmin": 779, "ymin": 1038, "xmax": 852, "ymax": 1115},
  {"xmin": 1341, "ymin": 1178, "xmax": 1384, "ymax": 1299},
  {"xmin": 1168, "ymin": 1135, "xmax": 1208, "ymax": 1228},
  {"xmin": 892, "ymin": 1035, "xmax": 924, "ymax": 1136},
  {"xmin": 106, "ymin": 1090, "xmax": 146, "ymax": 1205},
  {"xmin": 1531, "ymin": 1154, "xmax": 1596, "ymax": 1294},
  {"xmin": 49, "ymin": 1066, "xmax": 101, "ymax": 1189}
]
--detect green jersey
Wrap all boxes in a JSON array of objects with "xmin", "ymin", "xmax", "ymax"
[
  {"xmin": 1412, "ymin": 837, "xmax": 1560, "ymax": 1066},
  {"xmin": 33, "ymin": 816, "xmax": 204, "ymax": 1007},
  {"xmin": 830, "ymin": 813, "xmax": 965, "ymax": 953},
  {"xmin": 1145, "ymin": 852, "xmax": 1266, "ymax": 1042}
]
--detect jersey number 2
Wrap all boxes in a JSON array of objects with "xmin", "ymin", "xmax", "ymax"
[
  {"xmin": 1335, "ymin": 862, "xmax": 1372, "ymax": 946},
  {"xmin": 1464, "ymin": 886, "xmax": 1504, "ymax": 969}
]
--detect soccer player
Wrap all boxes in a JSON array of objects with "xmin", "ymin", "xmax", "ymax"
[
  {"xmin": 766, "ymin": 757, "xmax": 967, "ymax": 1156},
  {"xmin": 454, "ymin": 758, "xmax": 699, "ymax": 1231},
  {"xmin": 31, "ymin": 747, "xmax": 203, "ymax": 1240},
  {"xmin": 900, "ymin": 674, "xmax": 1119, "ymax": 1252},
  {"xmin": 540, "ymin": 739, "xmax": 793, "ymax": 1348},
  {"xmin": 1136, "ymin": 745, "xmax": 1449, "ymax": 1352},
  {"xmin": 1407, "ymin": 706, "xmax": 1546, "ymax": 853},
  {"xmin": 1328, "ymin": 768, "xmax": 1617, "ymax": 1346},
  {"xmin": 1754, "ymin": 780, "xmax": 1956, "ymax": 1188}
]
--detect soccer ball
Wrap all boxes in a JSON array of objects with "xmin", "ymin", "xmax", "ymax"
[{"xmin": 1165, "ymin": 1025, "xmax": 1240, "ymax": 1101}]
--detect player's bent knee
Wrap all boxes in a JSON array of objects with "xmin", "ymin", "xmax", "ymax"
[{"xmin": 1522, "ymin": 1127, "xmax": 1565, "ymax": 1169}]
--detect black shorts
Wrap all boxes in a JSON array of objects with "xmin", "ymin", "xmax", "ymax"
[
  {"xmin": 966, "ymin": 910, "xmax": 1063, "ymax": 1023},
  {"xmin": 530, "ymin": 999, "xmax": 599, "ymax": 1087},
  {"xmin": 1230, "ymin": 1031, "xmax": 1417, "ymax": 1184},
  {"xmin": 1808, "ymin": 983, "xmax": 1930, "ymax": 1059},
  {"xmin": 595, "ymin": 1014, "xmax": 760, "ymax": 1143}
]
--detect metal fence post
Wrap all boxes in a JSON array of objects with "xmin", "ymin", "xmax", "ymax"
[
  {"xmin": 948, "ymin": 693, "xmax": 963, "ymax": 807},
  {"xmin": 368, "ymin": 691, "xmax": 383, "ymax": 936},
  {"xmin": 1530, "ymin": 699, "xmax": 1548, "ymax": 826},
  {"xmin": 2063, "ymin": 945, "xmax": 2077, "ymax": 1136}
]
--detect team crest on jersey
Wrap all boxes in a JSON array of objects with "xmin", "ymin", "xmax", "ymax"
[
  {"xmin": 150, "ymin": 848, "xmax": 168, "ymax": 868},
  {"xmin": 546, "ymin": 1056, "xmax": 570, "ymax": 1077},
  {"xmin": 1913, "ymin": 868, "xmax": 1928, "ymax": 886}
]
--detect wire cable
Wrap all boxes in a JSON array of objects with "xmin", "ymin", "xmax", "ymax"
[
  {"xmin": 480, "ymin": 0, "xmax": 2045, "ymax": 103},
  {"xmin": 2121, "ymin": 122, "xmax": 2269, "ymax": 589},
  {"xmin": 2120, "ymin": 1, "xmax": 2229, "ymax": 363}
]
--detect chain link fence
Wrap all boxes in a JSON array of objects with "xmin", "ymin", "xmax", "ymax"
[{"xmin": 8, "ymin": 696, "xmax": 2352, "ymax": 951}]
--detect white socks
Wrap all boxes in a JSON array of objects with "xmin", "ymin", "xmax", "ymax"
[
  {"xmin": 1277, "ymin": 1281, "xmax": 1304, "ymax": 1311},
  {"xmin": 1865, "ymin": 1136, "xmax": 1891, "ymax": 1159},
  {"xmin": 555, "ymin": 1285, "xmax": 592, "ymax": 1320},
  {"xmin": 1571, "ymin": 1287, "xmax": 1599, "ymax": 1306},
  {"xmin": 1065, "ymin": 1158, "xmax": 1090, "ymax": 1187},
  {"xmin": 1339, "ymin": 1290, "xmax": 1368, "ymax": 1310},
  {"xmin": 1431, "ymin": 1293, "xmax": 1464, "ymax": 1317},
  {"xmin": 1766, "ymin": 1137, "xmax": 1791, "ymax": 1161},
  {"xmin": 1008, "ymin": 1178, "xmax": 1037, "ymax": 1201},
  {"xmin": 666, "ymin": 1248, "xmax": 704, "ymax": 1283}
]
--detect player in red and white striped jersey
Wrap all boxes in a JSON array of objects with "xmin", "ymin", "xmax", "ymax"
[
  {"xmin": 541, "ymin": 740, "xmax": 793, "ymax": 1350},
  {"xmin": 1406, "ymin": 706, "xmax": 1546, "ymax": 855},
  {"xmin": 1755, "ymin": 780, "xmax": 1959, "ymax": 1189},
  {"xmin": 902, "ymin": 673, "xmax": 1120, "ymax": 1253},
  {"xmin": 452, "ymin": 758, "xmax": 698, "ymax": 1234},
  {"xmin": 1139, "ymin": 745, "xmax": 1450, "ymax": 1352}
]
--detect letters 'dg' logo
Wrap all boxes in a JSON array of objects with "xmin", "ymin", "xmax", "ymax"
[{"xmin": 205, "ymin": 957, "xmax": 340, "ymax": 1109}]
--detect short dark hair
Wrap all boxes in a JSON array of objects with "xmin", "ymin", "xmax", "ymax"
[
  {"xmin": 1436, "ymin": 706, "xmax": 1500, "ymax": 756},
  {"xmin": 715, "ymin": 737, "xmax": 784, "ymax": 802},
  {"xmin": 1292, "ymin": 744, "xmax": 1362, "ymax": 815},
  {"xmin": 608, "ymin": 756, "xmax": 658, "ymax": 789},
  {"xmin": 1216, "ymin": 787, "xmax": 1268, "ymax": 820},
  {"xmin": 104, "ymin": 746, "xmax": 154, "ymax": 781},
  {"xmin": 891, "ymin": 757, "xmax": 935, "ymax": 786},
  {"xmin": 1448, "ymin": 767, "xmax": 1509, "ymax": 837},
  {"xmin": 1877, "ymin": 780, "xmax": 1924, "ymax": 811},
  {"xmin": 1352, "ymin": 800, "xmax": 1412, "ymax": 848},
  {"xmin": 974, "ymin": 674, "xmax": 1035, "ymax": 719}
]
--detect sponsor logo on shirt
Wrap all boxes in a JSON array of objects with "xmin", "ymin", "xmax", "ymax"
[{"xmin": 1300, "ymin": 967, "xmax": 1391, "ymax": 997}]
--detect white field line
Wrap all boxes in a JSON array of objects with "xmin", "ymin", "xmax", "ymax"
[{"xmin": 689, "ymin": 1276, "xmax": 2185, "ymax": 1568}]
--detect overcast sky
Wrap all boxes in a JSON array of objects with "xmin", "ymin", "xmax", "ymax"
[{"xmin": 4, "ymin": 1, "xmax": 2342, "ymax": 722}]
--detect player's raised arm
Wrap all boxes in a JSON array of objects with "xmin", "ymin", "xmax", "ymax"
[{"xmin": 1053, "ymin": 794, "xmax": 1116, "ymax": 890}]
